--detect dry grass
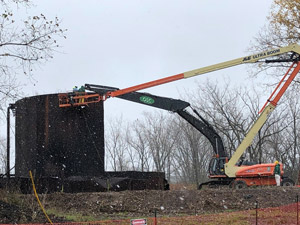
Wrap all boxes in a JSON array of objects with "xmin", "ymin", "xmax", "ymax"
[
  {"xmin": 169, "ymin": 183, "xmax": 198, "ymax": 190},
  {"xmin": 49, "ymin": 208, "xmax": 297, "ymax": 224}
]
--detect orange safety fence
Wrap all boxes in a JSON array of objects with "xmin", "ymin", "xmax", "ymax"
[{"xmin": 3, "ymin": 202, "xmax": 300, "ymax": 225}]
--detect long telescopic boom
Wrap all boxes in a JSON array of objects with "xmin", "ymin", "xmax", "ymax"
[
  {"xmin": 59, "ymin": 44, "xmax": 300, "ymax": 108},
  {"xmin": 106, "ymin": 44, "xmax": 300, "ymax": 98}
]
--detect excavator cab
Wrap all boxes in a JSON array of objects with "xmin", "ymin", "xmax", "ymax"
[
  {"xmin": 208, "ymin": 156, "xmax": 227, "ymax": 176},
  {"xmin": 198, "ymin": 156, "xmax": 229, "ymax": 189}
]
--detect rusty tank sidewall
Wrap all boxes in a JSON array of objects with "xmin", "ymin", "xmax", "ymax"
[{"xmin": 15, "ymin": 94, "xmax": 105, "ymax": 178}]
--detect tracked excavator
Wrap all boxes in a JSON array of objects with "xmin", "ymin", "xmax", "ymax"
[
  {"xmin": 84, "ymin": 84, "xmax": 228, "ymax": 186},
  {"xmin": 59, "ymin": 44, "xmax": 300, "ymax": 188}
]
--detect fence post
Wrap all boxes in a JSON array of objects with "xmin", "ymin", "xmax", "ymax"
[
  {"xmin": 255, "ymin": 200, "xmax": 258, "ymax": 225},
  {"xmin": 297, "ymin": 195, "xmax": 299, "ymax": 225},
  {"xmin": 154, "ymin": 209, "xmax": 157, "ymax": 225}
]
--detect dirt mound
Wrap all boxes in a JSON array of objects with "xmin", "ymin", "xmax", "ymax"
[
  {"xmin": 1, "ymin": 187, "xmax": 300, "ymax": 223},
  {"xmin": 0, "ymin": 200, "xmax": 31, "ymax": 223},
  {"xmin": 50, "ymin": 187, "xmax": 298, "ymax": 214}
]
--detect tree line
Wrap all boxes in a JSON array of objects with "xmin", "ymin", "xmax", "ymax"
[{"xmin": 105, "ymin": 80, "xmax": 300, "ymax": 186}]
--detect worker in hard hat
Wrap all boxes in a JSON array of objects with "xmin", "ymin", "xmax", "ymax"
[
  {"xmin": 70, "ymin": 86, "xmax": 79, "ymax": 105},
  {"xmin": 78, "ymin": 85, "xmax": 85, "ymax": 103},
  {"xmin": 73, "ymin": 86, "xmax": 78, "ymax": 92},
  {"xmin": 274, "ymin": 160, "xmax": 281, "ymax": 186}
]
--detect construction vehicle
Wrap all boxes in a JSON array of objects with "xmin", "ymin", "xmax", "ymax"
[
  {"xmin": 85, "ymin": 84, "xmax": 228, "ymax": 181},
  {"xmin": 59, "ymin": 44, "xmax": 300, "ymax": 188}
]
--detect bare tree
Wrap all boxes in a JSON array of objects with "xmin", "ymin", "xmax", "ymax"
[
  {"xmin": 172, "ymin": 115, "xmax": 211, "ymax": 185},
  {"xmin": 105, "ymin": 116, "xmax": 130, "ymax": 171},
  {"xmin": 188, "ymin": 80, "xmax": 248, "ymax": 157},
  {"xmin": 248, "ymin": 0, "xmax": 300, "ymax": 81},
  {"xmin": 126, "ymin": 119, "xmax": 152, "ymax": 172},
  {"xmin": 271, "ymin": 88, "xmax": 300, "ymax": 180},
  {"xmin": 0, "ymin": 137, "xmax": 6, "ymax": 173},
  {"xmin": 141, "ymin": 111, "xmax": 178, "ymax": 180},
  {"xmin": 186, "ymin": 79, "xmax": 288, "ymax": 164},
  {"xmin": 0, "ymin": 0, "xmax": 66, "ymax": 107}
]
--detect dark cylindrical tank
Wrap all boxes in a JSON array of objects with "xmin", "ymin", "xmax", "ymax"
[{"xmin": 15, "ymin": 94, "xmax": 104, "ymax": 178}]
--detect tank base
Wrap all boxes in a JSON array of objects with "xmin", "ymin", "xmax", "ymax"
[{"xmin": 0, "ymin": 171, "xmax": 169, "ymax": 193}]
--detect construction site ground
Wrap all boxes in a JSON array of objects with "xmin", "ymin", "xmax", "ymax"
[{"xmin": 1, "ymin": 185, "xmax": 300, "ymax": 224}]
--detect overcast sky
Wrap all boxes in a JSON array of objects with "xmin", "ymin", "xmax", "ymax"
[{"xmin": 21, "ymin": 0, "xmax": 274, "ymax": 122}]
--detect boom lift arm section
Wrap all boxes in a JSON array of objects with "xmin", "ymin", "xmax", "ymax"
[
  {"xmin": 85, "ymin": 84, "xmax": 227, "ymax": 158},
  {"xmin": 225, "ymin": 61, "xmax": 300, "ymax": 177},
  {"xmin": 104, "ymin": 44, "xmax": 300, "ymax": 98}
]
